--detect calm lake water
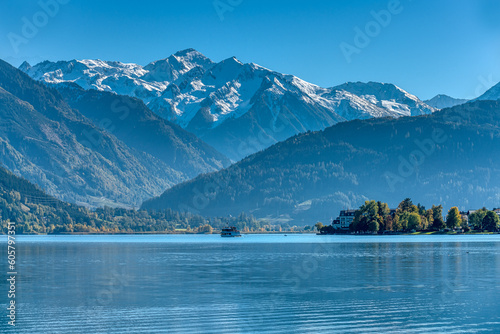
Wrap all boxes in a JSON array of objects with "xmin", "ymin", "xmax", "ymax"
[{"xmin": 2, "ymin": 234, "xmax": 500, "ymax": 333}]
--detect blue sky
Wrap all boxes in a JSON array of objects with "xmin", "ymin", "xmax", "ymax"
[{"xmin": 1, "ymin": 0, "xmax": 499, "ymax": 100}]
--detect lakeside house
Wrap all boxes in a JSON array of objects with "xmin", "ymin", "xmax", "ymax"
[
  {"xmin": 332, "ymin": 210, "xmax": 356, "ymax": 230},
  {"xmin": 460, "ymin": 211, "xmax": 470, "ymax": 225},
  {"xmin": 332, "ymin": 209, "xmax": 398, "ymax": 230}
]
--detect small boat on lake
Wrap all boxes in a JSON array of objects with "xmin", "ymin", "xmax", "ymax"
[{"xmin": 221, "ymin": 226, "xmax": 241, "ymax": 237}]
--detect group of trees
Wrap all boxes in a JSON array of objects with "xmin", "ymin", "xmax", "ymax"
[
  {"xmin": 349, "ymin": 200, "xmax": 391, "ymax": 233},
  {"xmin": 343, "ymin": 198, "xmax": 499, "ymax": 234},
  {"xmin": 468, "ymin": 208, "xmax": 500, "ymax": 232}
]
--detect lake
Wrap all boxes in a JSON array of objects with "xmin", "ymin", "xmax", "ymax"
[{"xmin": 2, "ymin": 234, "xmax": 500, "ymax": 333}]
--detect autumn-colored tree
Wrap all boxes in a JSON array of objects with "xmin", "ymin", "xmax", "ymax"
[
  {"xmin": 398, "ymin": 198, "xmax": 418, "ymax": 213},
  {"xmin": 377, "ymin": 201, "xmax": 390, "ymax": 231},
  {"xmin": 446, "ymin": 207, "xmax": 462, "ymax": 229},
  {"xmin": 385, "ymin": 215, "xmax": 394, "ymax": 231}
]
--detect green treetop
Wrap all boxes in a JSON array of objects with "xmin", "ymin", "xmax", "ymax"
[
  {"xmin": 431, "ymin": 205, "xmax": 446, "ymax": 230},
  {"xmin": 482, "ymin": 211, "xmax": 500, "ymax": 232}
]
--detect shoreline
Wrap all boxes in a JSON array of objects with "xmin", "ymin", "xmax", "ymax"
[{"xmin": 3, "ymin": 231, "xmax": 498, "ymax": 236}]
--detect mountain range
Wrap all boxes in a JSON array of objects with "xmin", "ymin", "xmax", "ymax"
[
  {"xmin": 142, "ymin": 100, "xmax": 500, "ymax": 224},
  {"xmin": 7, "ymin": 50, "xmax": 500, "ymax": 219},
  {"xmin": 21, "ymin": 49, "xmax": 437, "ymax": 161},
  {"xmin": 0, "ymin": 59, "xmax": 229, "ymax": 208},
  {"xmin": 424, "ymin": 83, "xmax": 500, "ymax": 109},
  {"xmin": 424, "ymin": 94, "xmax": 469, "ymax": 109}
]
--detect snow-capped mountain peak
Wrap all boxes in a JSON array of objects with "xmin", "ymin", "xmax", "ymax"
[
  {"xmin": 144, "ymin": 48, "xmax": 215, "ymax": 83},
  {"xmin": 332, "ymin": 81, "xmax": 435, "ymax": 116},
  {"xmin": 20, "ymin": 50, "xmax": 436, "ymax": 160}
]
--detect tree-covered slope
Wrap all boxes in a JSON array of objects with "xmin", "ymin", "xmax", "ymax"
[
  {"xmin": 0, "ymin": 164, "xmax": 97, "ymax": 232},
  {"xmin": 0, "ymin": 165, "xmax": 266, "ymax": 234},
  {"xmin": 0, "ymin": 59, "xmax": 181, "ymax": 208},
  {"xmin": 142, "ymin": 100, "xmax": 500, "ymax": 224}
]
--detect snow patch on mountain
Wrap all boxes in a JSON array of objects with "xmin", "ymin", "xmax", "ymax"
[
  {"xmin": 332, "ymin": 81, "xmax": 435, "ymax": 116},
  {"xmin": 21, "ymin": 49, "xmax": 437, "ymax": 160}
]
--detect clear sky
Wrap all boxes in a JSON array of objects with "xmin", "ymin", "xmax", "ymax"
[{"xmin": 1, "ymin": 0, "xmax": 499, "ymax": 100}]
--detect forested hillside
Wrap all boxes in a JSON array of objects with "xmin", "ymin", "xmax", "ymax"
[
  {"xmin": 0, "ymin": 166, "xmax": 273, "ymax": 234},
  {"xmin": 143, "ymin": 100, "xmax": 500, "ymax": 224}
]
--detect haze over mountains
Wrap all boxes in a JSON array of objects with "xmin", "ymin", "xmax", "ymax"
[
  {"xmin": 0, "ymin": 60, "xmax": 228, "ymax": 208},
  {"xmin": 424, "ymin": 94, "xmax": 469, "ymax": 109},
  {"xmin": 22, "ymin": 49, "xmax": 436, "ymax": 161}
]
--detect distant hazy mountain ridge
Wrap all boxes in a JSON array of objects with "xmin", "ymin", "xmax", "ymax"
[{"xmin": 424, "ymin": 94, "xmax": 468, "ymax": 109}]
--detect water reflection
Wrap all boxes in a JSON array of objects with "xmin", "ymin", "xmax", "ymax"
[{"xmin": 1, "ymin": 235, "xmax": 500, "ymax": 333}]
